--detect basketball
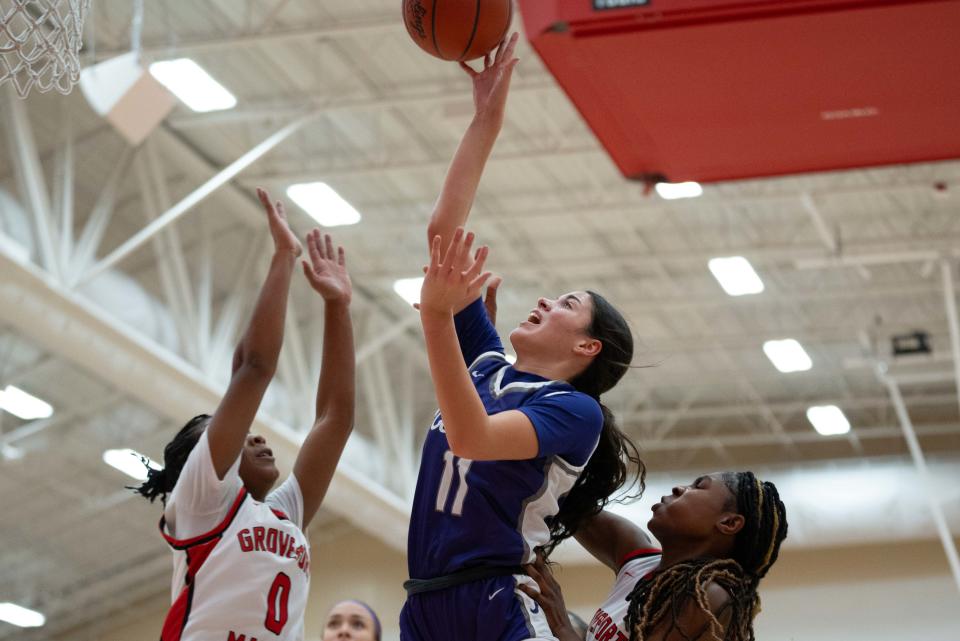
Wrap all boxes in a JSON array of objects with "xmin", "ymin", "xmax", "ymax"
[{"xmin": 402, "ymin": 0, "xmax": 513, "ymax": 62}]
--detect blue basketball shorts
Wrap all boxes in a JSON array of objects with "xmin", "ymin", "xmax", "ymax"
[{"xmin": 400, "ymin": 573, "xmax": 557, "ymax": 641}]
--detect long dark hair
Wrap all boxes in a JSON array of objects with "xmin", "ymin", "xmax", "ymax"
[
  {"xmin": 624, "ymin": 472, "xmax": 789, "ymax": 641},
  {"xmin": 133, "ymin": 414, "xmax": 210, "ymax": 504},
  {"xmin": 543, "ymin": 291, "xmax": 646, "ymax": 556}
]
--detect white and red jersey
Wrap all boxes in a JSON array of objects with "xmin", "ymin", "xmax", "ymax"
[
  {"xmin": 587, "ymin": 549, "xmax": 661, "ymax": 641},
  {"xmin": 159, "ymin": 431, "xmax": 310, "ymax": 641}
]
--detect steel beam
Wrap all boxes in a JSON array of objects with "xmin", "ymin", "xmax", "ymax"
[
  {"xmin": 2, "ymin": 86, "xmax": 60, "ymax": 279},
  {"xmin": 878, "ymin": 369, "xmax": 960, "ymax": 595},
  {"xmin": 0, "ymin": 242, "xmax": 411, "ymax": 549},
  {"xmin": 942, "ymin": 260, "xmax": 960, "ymax": 420},
  {"xmin": 81, "ymin": 111, "xmax": 324, "ymax": 285}
]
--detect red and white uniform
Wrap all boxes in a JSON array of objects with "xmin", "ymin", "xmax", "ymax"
[
  {"xmin": 586, "ymin": 549, "xmax": 661, "ymax": 641},
  {"xmin": 159, "ymin": 431, "xmax": 310, "ymax": 641}
]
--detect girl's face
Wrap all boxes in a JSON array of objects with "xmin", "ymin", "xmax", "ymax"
[
  {"xmin": 647, "ymin": 474, "xmax": 742, "ymax": 542},
  {"xmin": 238, "ymin": 433, "xmax": 279, "ymax": 497},
  {"xmin": 509, "ymin": 291, "xmax": 597, "ymax": 361},
  {"xmin": 323, "ymin": 602, "xmax": 378, "ymax": 641}
]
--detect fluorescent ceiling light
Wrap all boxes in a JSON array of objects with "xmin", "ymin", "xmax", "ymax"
[
  {"xmin": 655, "ymin": 181, "xmax": 703, "ymax": 200},
  {"xmin": 148, "ymin": 58, "xmax": 237, "ymax": 112},
  {"xmin": 763, "ymin": 339, "xmax": 812, "ymax": 373},
  {"xmin": 707, "ymin": 256, "xmax": 765, "ymax": 296},
  {"xmin": 806, "ymin": 405, "xmax": 851, "ymax": 436},
  {"xmin": 393, "ymin": 277, "xmax": 424, "ymax": 306},
  {"xmin": 103, "ymin": 448, "xmax": 161, "ymax": 481},
  {"xmin": 286, "ymin": 183, "xmax": 362, "ymax": 227},
  {"xmin": 0, "ymin": 603, "xmax": 45, "ymax": 628},
  {"xmin": 0, "ymin": 385, "xmax": 53, "ymax": 420}
]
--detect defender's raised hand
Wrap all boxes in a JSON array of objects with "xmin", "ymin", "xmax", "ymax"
[
  {"xmin": 258, "ymin": 187, "xmax": 301, "ymax": 257},
  {"xmin": 302, "ymin": 230, "xmax": 352, "ymax": 305}
]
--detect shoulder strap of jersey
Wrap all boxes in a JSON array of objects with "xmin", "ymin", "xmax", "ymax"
[
  {"xmin": 618, "ymin": 547, "xmax": 662, "ymax": 571},
  {"xmin": 159, "ymin": 488, "xmax": 248, "ymax": 550}
]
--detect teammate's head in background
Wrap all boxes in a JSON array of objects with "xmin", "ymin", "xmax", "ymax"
[
  {"xmin": 513, "ymin": 289, "xmax": 645, "ymax": 556},
  {"xmin": 133, "ymin": 414, "xmax": 280, "ymax": 504},
  {"xmin": 323, "ymin": 600, "xmax": 381, "ymax": 641},
  {"xmin": 626, "ymin": 471, "xmax": 788, "ymax": 641}
]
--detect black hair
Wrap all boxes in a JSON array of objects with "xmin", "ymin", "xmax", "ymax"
[
  {"xmin": 544, "ymin": 291, "xmax": 646, "ymax": 556},
  {"xmin": 623, "ymin": 472, "xmax": 789, "ymax": 641},
  {"xmin": 133, "ymin": 414, "xmax": 210, "ymax": 504}
]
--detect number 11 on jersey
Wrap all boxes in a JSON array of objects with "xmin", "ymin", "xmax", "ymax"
[{"xmin": 435, "ymin": 450, "xmax": 472, "ymax": 516}]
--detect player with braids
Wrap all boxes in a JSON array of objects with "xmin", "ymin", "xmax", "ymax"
[
  {"xmin": 134, "ymin": 188, "xmax": 357, "ymax": 641},
  {"xmin": 519, "ymin": 472, "xmax": 787, "ymax": 641}
]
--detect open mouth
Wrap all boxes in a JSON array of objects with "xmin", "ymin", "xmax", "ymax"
[
  {"xmin": 526, "ymin": 310, "xmax": 542, "ymax": 325},
  {"xmin": 256, "ymin": 448, "xmax": 274, "ymax": 461}
]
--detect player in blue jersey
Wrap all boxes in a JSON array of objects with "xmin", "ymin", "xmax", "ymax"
[{"xmin": 400, "ymin": 34, "xmax": 645, "ymax": 641}]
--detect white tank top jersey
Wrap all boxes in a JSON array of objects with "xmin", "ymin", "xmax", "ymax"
[
  {"xmin": 587, "ymin": 549, "xmax": 662, "ymax": 641},
  {"xmin": 159, "ymin": 431, "xmax": 310, "ymax": 641}
]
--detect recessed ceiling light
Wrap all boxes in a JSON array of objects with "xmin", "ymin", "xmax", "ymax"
[
  {"xmin": 0, "ymin": 385, "xmax": 53, "ymax": 420},
  {"xmin": 0, "ymin": 603, "xmax": 45, "ymax": 628},
  {"xmin": 103, "ymin": 448, "xmax": 161, "ymax": 481},
  {"xmin": 655, "ymin": 181, "xmax": 703, "ymax": 200},
  {"xmin": 393, "ymin": 277, "xmax": 424, "ymax": 306},
  {"xmin": 286, "ymin": 183, "xmax": 362, "ymax": 227},
  {"xmin": 806, "ymin": 405, "xmax": 851, "ymax": 436},
  {"xmin": 707, "ymin": 256, "xmax": 765, "ymax": 296},
  {"xmin": 763, "ymin": 339, "xmax": 813, "ymax": 373},
  {"xmin": 148, "ymin": 58, "xmax": 237, "ymax": 112}
]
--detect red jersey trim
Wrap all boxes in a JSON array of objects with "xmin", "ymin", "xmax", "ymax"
[
  {"xmin": 160, "ymin": 533, "xmax": 222, "ymax": 640},
  {"xmin": 159, "ymin": 488, "xmax": 248, "ymax": 550},
  {"xmin": 618, "ymin": 548, "xmax": 662, "ymax": 571},
  {"xmin": 271, "ymin": 508, "xmax": 290, "ymax": 521}
]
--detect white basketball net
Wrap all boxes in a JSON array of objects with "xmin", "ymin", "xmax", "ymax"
[{"xmin": 0, "ymin": 0, "xmax": 91, "ymax": 98}]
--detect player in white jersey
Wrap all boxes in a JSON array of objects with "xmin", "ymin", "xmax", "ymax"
[
  {"xmin": 520, "ymin": 472, "xmax": 787, "ymax": 641},
  {"xmin": 134, "ymin": 189, "xmax": 355, "ymax": 641}
]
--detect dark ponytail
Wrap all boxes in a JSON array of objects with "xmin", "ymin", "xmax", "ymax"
[
  {"xmin": 133, "ymin": 414, "xmax": 210, "ymax": 504},
  {"xmin": 544, "ymin": 291, "xmax": 646, "ymax": 556}
]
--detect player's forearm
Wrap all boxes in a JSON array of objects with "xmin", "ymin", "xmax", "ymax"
[
  {"xmin": 313, "ymin": 300, "xmax": 355, "ymax": 426},
  {"xmin": 420, "ymin": 311, "xmax": 491, "ymax": 455},
  {"xmin": 576, "ymin": 510, "xmax": 652, "ymax": 572},
  {"xmin": 236, "ymin": 250, "xmax": 297, "ymax": 375},
  {"xmin": 426, "ymin": 117, "xmax": 502, "ymax": 250}
]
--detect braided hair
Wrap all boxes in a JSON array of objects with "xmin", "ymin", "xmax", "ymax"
[
  {"xmin": 623, "ymin": 472, "xmax": 788, "ymax": 641},
  {"xmin": 543, "ymin": 291, "xmax": 646, "ymax": 556},
  {"xmin": 133, "ymin": 414, "xmax": 211, "ymax": 504}
]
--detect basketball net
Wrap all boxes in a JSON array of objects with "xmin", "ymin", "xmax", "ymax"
[{"xmin": 0, "ymin": 0, "xmax": 91, "ymax": 98}]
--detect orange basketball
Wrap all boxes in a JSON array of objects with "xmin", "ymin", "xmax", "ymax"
[{"xmin": 403, "ymin": 0, "xmax": 514, "ymax": 62}]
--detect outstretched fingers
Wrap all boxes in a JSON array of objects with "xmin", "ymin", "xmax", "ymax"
[
  {"xmin": 459, "ymin": 61, "xmax": 478, "ymax": 78},
  {"xmin": 256, "ymin": 187, "xmax": 275, "ymax": 215},
  {"xmin": 465, "ymin": 245, "xmax": 489, "ymax": 280},
  {"xmin": 440, "ymin": 227, "xmax": 466, "ymax": 271},
  {"xmin": 324, "ymin": 233, "xmax": 335, "ymax": 260},
  {"xmin": 307, "ymin": 230, "xmax": 323, "ymax": 268},
  {"xmin": 504, "ymin": 32, "xmax": 519, "ymax": 63},
  {"xmin": 429, "ymin": 234, "xmax": 443, "ymax": 273}
]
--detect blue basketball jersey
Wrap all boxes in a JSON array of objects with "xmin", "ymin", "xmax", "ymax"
[{"xmin": 407, "ymin": 298, "xmax": 604, "ymax": 579}]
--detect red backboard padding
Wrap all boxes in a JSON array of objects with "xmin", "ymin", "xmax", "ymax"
[{"xmin": 518, "ymin": 0, "xmax": 960, "ymax": 182}]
